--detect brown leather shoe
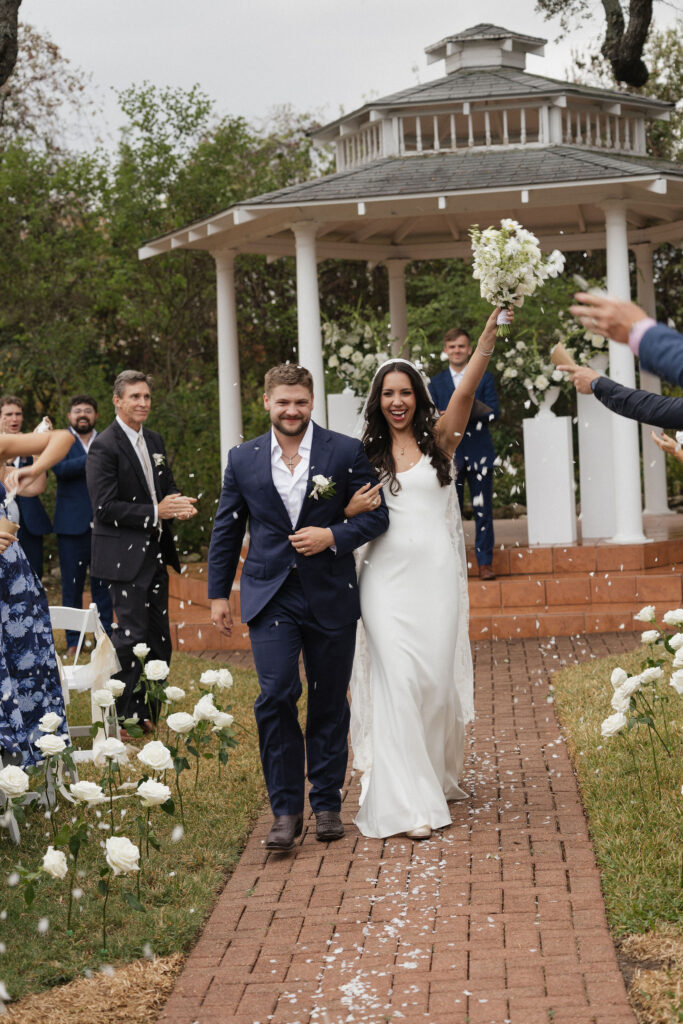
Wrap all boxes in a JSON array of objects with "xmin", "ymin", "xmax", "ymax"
[
  {"xmin": 65, "ymin": 646, "xmax": 78, "ymax": 659},
  {"xmin": 479, "ymin": 564, "xmax": 496, "ymax": 580},
  {"xmin": 266, "ymin": 814, "xmax": 303, "ymax": 851},
  {"xmin": 315, "ymin": 810, "xmax": 344, "ymax": 842}
]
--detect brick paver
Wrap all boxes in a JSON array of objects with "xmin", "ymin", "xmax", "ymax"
[{"xmin": 161, "ymin": 633, "xmax": 638, "ymax": 1024}]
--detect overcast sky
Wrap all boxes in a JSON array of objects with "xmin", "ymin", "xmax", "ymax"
[{"xmin": 22, "ymin": 0, "xmax": 683, "ymax": 146}]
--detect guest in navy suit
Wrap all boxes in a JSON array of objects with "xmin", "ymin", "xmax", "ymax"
[
  {"xmin": 428, "ymin": 329, "xmax": 499, "ymax": 580},
  {"xmin": 0, "ymin": 395, "xmax": 52, "ymax": 578},
  {"xmin": 209, "ymin": 363, "xmax": 388, "ymax": 851},
  {"xmin": 53, "ymin": 395, "xmax": 113, "ymax": 655}
]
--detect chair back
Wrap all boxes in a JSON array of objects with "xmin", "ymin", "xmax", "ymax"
[{"xmin": 48, "ymin": 603, "xmax": 100, "ymax": 664}]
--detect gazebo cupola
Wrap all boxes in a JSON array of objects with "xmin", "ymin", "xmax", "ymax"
[{"xmin": 314, "ymin": 23, "xmax": 661, "ymax": 171}]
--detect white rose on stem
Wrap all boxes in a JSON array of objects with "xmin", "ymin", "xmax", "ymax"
[
  {"xmin": 92, "ymin": 689, "xmax": 115, "ymax": 710},
  {"xmin": 137, "ymin": 779, "xmax": 172, "ymax": 807},
  {"xmin": 640, "ymin": 630, "xmax": 659, "ymax": 644},
  {"xmin": 601, "ymin": 712, "xmax": 628, "ymax": 737},
  {"xmin": 639, "ymin": 667, "xmax": 664, "ymax": 684},
  {"xmin": 216, "ymin": 669, "xmax": 233, "ymax": 690},
  {"xmin": 199, "ymin": 670, "xmax": 219, "ymax": 689},
  {"xmin": 668, "ymin": 632, "xmax": 683, "ymax": 651},
  {"xmin": 42, "ymin": 846, "xmax": 68, "ymax": 880},
  {"xmin": 619, "ymin": 676, "xmax": 643, "ymax": 698},
  {"xmin": 105, "ymin": 836, "xmax": 140, "ymax": 876},
  {"xmin": 669, "ymin": 670, "xmax": 683, "ymax": 695},
  {"xmin": 38, "ymin": 712, "xmax": 63, "ymax": 734},
  {"xmin": 103, "ymin": 679, "xmax": 126, "ymax": 698},
  {"xmin": 94, "ymin": 738, "xmax": 127, "ymax": 766},
  {"xmin": 0, "ymin": 765, "xmax": 30, "ymax": 798},
  {"xmin": 610, "ymin": 668, "xmax": 628, "ymax": 690},
  {"xmin": 212, "ymin": 712, "xmax": 235, "ymax": 731},
  {"xmin": 69, "ymin": 781, "xmax": 106, "ymax": 804},
  {"xmin": 663, "ymin": 608, "xmax": 683, "ymax": 627},
  {"xmin": 35, "ymin": 734, "xmax": 67, "ymax": 757},
  {"xmin": 133, "ymin": 643, "xmax": 150, "ymax": 660},
  {"xmin": 610, "ymin": 688, "xmax": 631, "ymax": 714},
  {"xmin": 137, "ymin": 740, "xmax": 173, "ymax": 772},
  {"xmin": 167, "ymin": 712, "xmax": 195, "ymax": 735},
  {"xmin": 193, "ymin": 694, "xmax": 219, "ymax": 723},
  {"xmin": 634, "ymin": 606, "xmax": 656, "ymax": 623},
  {"xmin": 145, "ymin": 660, "xmax": 170, "ymax": 681},
  {"xmin": 674, "ymin": 648, "xmax": 683, "ymax": 669},
  {"xmin": 164, "ymin": 686, "xmax": 186, "ymax": 702}
]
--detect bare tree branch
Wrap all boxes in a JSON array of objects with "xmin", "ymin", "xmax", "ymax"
[{"xmin": 601, "ymin": 0, "xmax": 653, "ymax": 85}]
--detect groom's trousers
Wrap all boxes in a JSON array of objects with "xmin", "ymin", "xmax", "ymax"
[{"xmin": 248, "ymin": 572, "xmax": 356, "ymax": 816}]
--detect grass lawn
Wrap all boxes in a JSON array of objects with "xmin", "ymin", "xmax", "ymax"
[
  {"xmin": 0, "ymin": 652, "xmax": 265, "ymax": 1003},
  {"xmin": 551, "ymin": 642, "xmax": 682, "ymax": 1023}
]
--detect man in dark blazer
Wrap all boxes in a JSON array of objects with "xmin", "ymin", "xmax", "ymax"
[
  {"xmin": 86, "ymin": 371, "xmax": 197, "ymax": 728},
  {"xmin": 0, "ymin": 394, "xmax": 52, "ymax": 578},
  {"xmin": 53, "ymin": 394, "xmax": 113, "ymax": 655},
  {"xmin": 209, "ymin": 363, "xmax": 388, "ymax": 851},
  {"xmin": 429, "ymin": 328, "xmax": 499, "ymax": 579}
]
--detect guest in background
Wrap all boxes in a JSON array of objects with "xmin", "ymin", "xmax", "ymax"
[
  {"xmin": 429, "ymin": 329, "xmax": 499, "ymax": 580},
  {"xmin": 0, "ymin": 395, "xmax": 52, "ymax": 579},
  {"xmin": 87, "ymin": 371, "xmax": 197, "ymax": 732},
  {"xmin": 53, "ymin": 395, "xmax": 113, "ymax": 657}
]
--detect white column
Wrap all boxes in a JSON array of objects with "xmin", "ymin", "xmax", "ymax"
[
  {"xmin": 603, "ymin": 200, "xmax": 646, "ymax": 542},
  {"xmin": 634, "ymin": 243, "xmax": 670, "ymax": 514},
  {"xmin": 387, "ymin": 259, "xmax": 410, "ymax": 355},
  {"xmin": 292, "ymin": 222, "xmax": 326, "ymax": 426},
  {"xmin": 214, "ymin": 250, "xmax": 243, "ymax": 469}
]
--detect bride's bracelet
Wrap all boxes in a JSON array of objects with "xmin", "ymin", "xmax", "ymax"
[{"xmin": 477, "ymin": 343, "xmax": 495, "ymax": 357}]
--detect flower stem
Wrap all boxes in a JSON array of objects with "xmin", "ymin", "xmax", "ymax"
[
  {"xmin": 175, "ymin": 773, "xmax": 186, "ymax": 828},
  {"xmin": 66, "ymin": 848, "xmax": 79, "ymax": 934},
  {"xmin": 647, "ymin": 725, "xmax": 662, "ymax": 800},
  {"xmin": 146, "ymin": 809, "xmax": 150, "ymax": 858},
  {"xmin": 102, "ymin": 879, "xmax": 110, "ymax": 950},
  {"xmin": 624, "ymin": 734, "xmax": 648, "ymax": 818}
]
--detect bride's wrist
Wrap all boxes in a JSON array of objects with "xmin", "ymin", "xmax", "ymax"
[{"xmin": 477, "ymin": 342, "xmax": 495, "ymax": 357}]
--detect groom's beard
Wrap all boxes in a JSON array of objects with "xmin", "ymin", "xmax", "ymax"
[{"xmin": 271, "ymin": 414, "xmax": 310, "ymax": 437}]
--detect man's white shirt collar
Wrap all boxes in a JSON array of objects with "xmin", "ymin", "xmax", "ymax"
[
  {"xmin": 70, "ymin": 424, "xmax": 97, "ymax": 452},
  {"xmin": 270, "ymin": 419, "xmax": 313, "ymax": 460},
  {"xmin": 116, "ymin": 415, "xmax": 143, "ymax": 447}
]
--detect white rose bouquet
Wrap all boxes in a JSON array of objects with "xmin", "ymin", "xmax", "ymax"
[{"xmin": 469, "ymin": 219, "xmax": 565, "ymax": 336}]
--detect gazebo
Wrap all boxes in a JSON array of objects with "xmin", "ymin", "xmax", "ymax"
[{"xmin": 140, "ymin": 22, "xmax": 683, "ymax": 545}]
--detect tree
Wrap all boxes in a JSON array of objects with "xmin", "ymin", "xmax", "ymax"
[
  {"xmin": 0, "ymin": 0, "xmax": 20, "ymax": 88},
  {"xmin": 536, "ymin": 0, "xmax": 653, "ymax": 86}
]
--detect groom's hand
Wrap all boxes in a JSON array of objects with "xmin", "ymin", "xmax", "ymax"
[
  {"xmin": 289, "ymin": 527, "xmax": 334, "ymax": 556},
  {"xmin": 211, "ymin": 598, "xmax": 233, "ymax": 636}
]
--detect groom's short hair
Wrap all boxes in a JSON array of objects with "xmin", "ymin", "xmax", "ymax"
[
  {"xmin": 264, "ymin": 364, "xmax": 313, "ymax": 395},
  {"xmin": 443, "ymin": 328, "xmax": 471, "ymax": 345},
  {"xmin": 113, "ymin": 370, "xmax": 152, "ymax": 398}
]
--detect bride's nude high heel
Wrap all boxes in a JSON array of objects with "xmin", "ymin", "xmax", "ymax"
[{"xmin": 406, "ymin": 825, "xmax": 431, "ymax": 839}]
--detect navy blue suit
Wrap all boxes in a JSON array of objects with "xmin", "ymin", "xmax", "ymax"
[
  {"xmin": 429, "ymin": 368, "xmax": 499, "ymax": 566},
  {"xmin": 638, "ymin": 323, "xmax": 683, "ymax": 388},
  {"xmin": 208, "ymin": 424, "xmax": 388, "ymax": 816},
  {"xmin": 15, "ymin": 457, "xmax": 52, "ymax": 579},
  {"xmin": 52, "ymin": 433, "xmax": 113, "ymax": 646},
  {"xmin": 593, "ymin": 376, "xmax": 683, "ymax": 428}
]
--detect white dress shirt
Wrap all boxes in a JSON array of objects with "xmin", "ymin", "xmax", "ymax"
[
  {"xmin": 116, "ymin": 415, "xmax": 158, "ymax": 526},
  {"xmin": 70, "ymin": 425, "xmax": 97, "ymax": 453},
  {"xmin": 270, "ymin": 420, "xmax": 313, "ymax": 528},
  {"xmin": 450, "ymin": 366, "xmax": 466, "ymax": 389}
]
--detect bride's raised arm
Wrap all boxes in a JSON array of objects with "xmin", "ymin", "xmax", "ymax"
[
  {"xmin": 1, "ymin": 430, "xmax": 75, "ymax": 493},
  {"xmin": 434, "ymin": 307, "xmax": 507, "ymax": 457}
]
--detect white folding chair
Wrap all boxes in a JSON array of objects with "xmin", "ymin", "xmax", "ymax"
[{"xmin": 49, "ymin": 603, "xmax": 121, "ymax": 762}]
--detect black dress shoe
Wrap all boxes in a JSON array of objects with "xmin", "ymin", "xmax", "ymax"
[
  {"xmin": 315, "ymin": 810, "xmax": 344, "ymax": 842},
  {"xmin": 266, "ymin": 814, "xmax": 303, "ymax": 851}
]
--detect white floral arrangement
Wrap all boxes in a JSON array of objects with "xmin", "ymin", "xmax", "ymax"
[
  {"xmin": 322, "ymin": 318, "xmax": 391, "ymax": 396},
  {"xmin": 469, "ymin": 219, "xmax": 565, "ymax": 336},
  {"xmin": 493, "ymin": 331, "xmax": 568, "ymax": 409}
]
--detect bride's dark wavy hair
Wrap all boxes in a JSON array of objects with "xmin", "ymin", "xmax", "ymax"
[{"xmin": 362, "ymin": 361, "xmax": 453, "ymax": 494}]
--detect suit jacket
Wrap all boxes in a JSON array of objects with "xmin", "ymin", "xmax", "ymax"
[
  {"xmin": 639, "ymin": 323, "xmax": 683, "ymax": 388},
  {"xmin": 86, "ymin": 420, "xmax": 181, "ymax": 582},
  {"xmin": 428, "ymin": 368, "xmax": 499, "ymax": 467},
  {"xmin": 593, "ymin": 376, "xmax": 683, "ymax": 429},
  {"xmin": 208, "ymin": 424, "xmax": 389, "ymax": 628},
  {"xmin": 53, "ymin": 434, "xmax": 93, "ymax": 535},
  {"xmin": 15, "ymin": 457, "xmax": 52, "ymax": 535}
]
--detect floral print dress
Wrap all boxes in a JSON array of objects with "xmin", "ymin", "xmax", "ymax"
[{"xmin": 0, "ymin": 483, "xmax": 69, "ymax": 765}]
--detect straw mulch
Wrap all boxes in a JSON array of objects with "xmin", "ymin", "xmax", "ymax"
[
  {"xmin": 620, "ymin": 928, "xmax": 683, "ymax": 1024},
  {"xmin": 2, "ymin": 954, "xmax": 185, "ymax": 1024}
]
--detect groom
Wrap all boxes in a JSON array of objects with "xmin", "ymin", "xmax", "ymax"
[{"xmin": 209, "ymin": 364, "xmax": 388, "ymax": 851}]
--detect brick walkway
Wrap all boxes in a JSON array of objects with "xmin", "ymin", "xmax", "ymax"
[{"xmin": 160, "ymin": 633, "xmax": 639, "ymax": 1024}]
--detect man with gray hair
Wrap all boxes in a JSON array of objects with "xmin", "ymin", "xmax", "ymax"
[{"xmin": 87, "ymin": 370, "xmax": 197, "ymax": 732}]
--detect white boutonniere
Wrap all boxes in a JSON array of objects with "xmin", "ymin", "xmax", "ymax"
[
  {"xmin": 309, "ymin": 474, "xmax": 336, "ymax": 500},
  {"xmin": 152, "ymin": 453, "xmax": 166, "ymax": 468}
]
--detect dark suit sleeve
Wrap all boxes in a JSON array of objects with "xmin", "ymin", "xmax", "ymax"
[
  {"xmin": 328, "ymin": 441, "xmax": 389, "ymax": 557},
  {"xmin": 638, "ymin": 323, "xmax": 683, "ymax": 388},
  {"xmin": 86, "ymin": 437, "xmax": 156, "ymax": 529},
  {"xmin": 479, "ymin": 372, "xmax": 499, "ymax": 421},
  {"xmin": 53, "ymin": 448, "xmax": 86, "ymax": 480},
  {"xmin": 207, "ymin": 450, "xmax": 249, "ymax": 600},
  {"xmin": 428, "ymin": 378, "xmax": 439, "ymax": 408},
  {"xmin": 593, "ymin": 377, "xmax": 683, "ymax": 428}
]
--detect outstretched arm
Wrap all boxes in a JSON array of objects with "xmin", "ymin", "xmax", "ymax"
[
  {"xmin": 434, "ymin": 308, "xmax": 504, "ymax": 457},
  {"xmin": 2, "ymin": 430, "xmax": 75, "ymax": 492}
]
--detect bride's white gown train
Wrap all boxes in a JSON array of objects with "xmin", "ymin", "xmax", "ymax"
[{"xmin": 350, "ymin": 455, "xmax": 474, "ymax": 839}]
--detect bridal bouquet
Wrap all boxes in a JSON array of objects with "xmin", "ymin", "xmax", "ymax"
[{"xmin": 469, "ymin": 219, "xmax": 565, "ymax": 336}]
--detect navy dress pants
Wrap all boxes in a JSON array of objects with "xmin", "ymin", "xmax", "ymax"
[
  {"xmin": 248, "ymin": 572, "xmax": 356, "ymax": 816},
  {"xmin": 57, "ymin": 531, "xmax": 113, "ymax": 647},
  {"xmin": 455, "ymin": 454, "xmax": 495, "ymax": 567}
]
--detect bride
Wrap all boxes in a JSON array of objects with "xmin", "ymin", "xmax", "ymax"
[{"xmin": 347, "ymin": 307, "xmax": 505, "ymax": 839}]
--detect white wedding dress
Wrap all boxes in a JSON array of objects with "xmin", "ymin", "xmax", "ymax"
[{"xmin": 350, "ymin": 454, "xmax": 474, "ymax": 839}]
